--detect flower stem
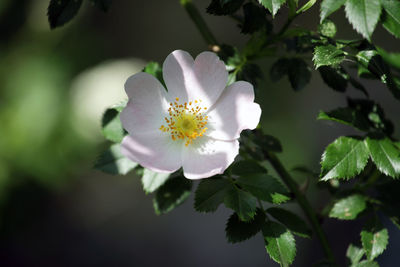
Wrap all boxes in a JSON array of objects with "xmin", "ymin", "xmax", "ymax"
[
  {"xmin": 265, "ymin": 151, "xmax": 336, "ymax": 263},
  {"xmin": 180, "ymin": 0, "xmax": 218, "ymax": 46}
]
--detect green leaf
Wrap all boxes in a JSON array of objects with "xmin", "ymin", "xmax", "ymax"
[
  {"xmin": 317, "ymin": 107, "xmax": 371, "ymax": 131},
  {"xmin": 101, "ymin": 104, "xmax": 126, "ymax": 143},
  {"xmin": 258, "ymin": 0, "xmax": 286, "ymax": 17},
  {"xmin": 365, "ymin": 137, "xmax": 400, "ymax": 178},
  {"xmin": 231, "ymin": 160, "xmax": 267, "ymax": 176},
  {"xmin": 237, "ymin": 63, "xmax": 263, "ymax": 87},
  {"xmin": 194, "ymin": 178, "xmax": 230, "ymax": 212},
  {"xmin": 381, "ymin": 0, "xmax": 400, "ymax": 38},
  {"xmin": 90, "ymin": 0, "xmax": 112, "ymax": 12},
  {"xmin": 47, "ymin": 0, "xmax": 83, "ymax": 29},
  {"xmin": 313, "ymin": 45, "xmax": 345, "ymax": 69},
  {"xmin": 270, "ymin": 58, "xmax": 291, "ymax": 82},
  {"xmin": 267, "ymin": 207, "xmax": 312, "ymax": 238},
  {"xmin": 297, "ymin": 0, "xmax": 317, "ymax": 14},
  {"xmin": 346, "ymin": 244, "xmax": 365, "ymax": 266},
  {"xmin": 241, "ymin": 3, "xmax": 268, "ymax": 34},
  {"xmin": 329, "ymin": 194, "xmax": 367, "ymax": 220},
  {"xmin": 318, "ymin": 19, "xmax": 337, "ymax": 37},
  {"xmin": 357, "ymin": 261, "xmax": 380, "ymax": 267},
  {"xmin": 288, "ymin": 58, "xmax": 311, "ymax": 91},
  {"xmin": 141, "ymin": 169, "xmax": 170, "ymax": 194},
  {"xmin": 153, "ymin": 176, "xmax": 192, "ymax": 215},
  {"xmin": 143, "ymin": 62, "xmax": 165, "ymax": 87},
  {"xmin": 377, "ymin": 47, "xmax": 400, "ymax": 70},
  {"xmin": 253, "ymin": 132, "xmax": 283, "ymax": 153},
  {"xmin": 318, "ymin": 66, "xmax": 347, "ymax": 92},
  {"xmin": 236, "ymin": 174, "xmax": 290, "ymax": 204},
  {"xmin": 94, "ymin": 144, "xmax": 137, "ymax": 175},
  {"xmin": 320, "ymin": 137, "xmax": 369, "ymax": 181},
  {"xmin": 344, "ymin": 0, "xmax": 381, "ymax": 40},
  {"xmin": 262, "ymin": 221, "xmax": 296, "ymax": 266},
  {"xmin": 225, "ymin": 209, "xmax": 266, "ymax": 243},
  {"xmin": 361, "ymin": 221, "xmax": 389, "ymax": 260},
  {"xmin": 207, "ymin": 0, "xmax": 245, "ymax": 15},
  {"xmin": 320, "ymin": 0, "xmax": 346, "ymax": 22},
  {"xmin": 224, "ymin": 184, "xmax": 258, "ymax": 221}
]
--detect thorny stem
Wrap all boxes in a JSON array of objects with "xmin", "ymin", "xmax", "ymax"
[
  {"xmin": 180, "ymin": 0, "xmax": 218, "ymax": 47},
  {"xmin": 265, "ymin": 151, "xmax": 336, "ymax": 264}
]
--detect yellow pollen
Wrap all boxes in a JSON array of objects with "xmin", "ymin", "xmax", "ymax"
[{"xmin": 159, "ymin": 98, "xmax": 208, "ymax": 146}]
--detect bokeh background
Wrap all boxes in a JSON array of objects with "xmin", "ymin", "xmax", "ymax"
[{"xmin": 0, "ymin": 0, "xmax": 399, "ymax": 266}]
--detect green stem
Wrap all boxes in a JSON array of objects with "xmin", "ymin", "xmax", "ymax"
[
  {"xmin": 180, "ymin": 0, "xmax": 218, "ymax": 46},
  {"xmin": 265, "ymin": 151, "xmax": 336, "ymax": 263}
]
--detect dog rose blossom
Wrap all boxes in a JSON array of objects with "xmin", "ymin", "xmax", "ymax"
[{"xmin": 120, "ymin": 50, "xmax": 261, "ymax": 179}]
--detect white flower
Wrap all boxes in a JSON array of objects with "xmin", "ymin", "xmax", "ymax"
[{"xmin": 120, "ymin": 50, "xmax": 261, "ymax": 179}]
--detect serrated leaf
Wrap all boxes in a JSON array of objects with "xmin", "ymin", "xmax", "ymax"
[
  {"xmin": 329, "ymin": 194, "xmax": 367, "ymax": 220},
  {"xmin": 101, "ymin": 105, "xmax": 126, "ymax": 143},
  {"xmin": 313, "ymin": 45, "xmax": 345, "ymax": 69},
  {"xmin": 224, "ymin": 184, "xmax": 258, "ymax": 221},
  {"xmin": 47, "ymin": 0, "xmax": 83, "ymax": 29},
  {"xmin": 262, "ymin": 221, "xmax": 296, "ymax": 266},
  {"xmin": 194, "ymin": 178, "xmax": 230, "ymax": 212},
  {"xmin": 207, "ymin": 0, "xmax": 245, "ymax": 15},
  {"xmin": 225, "ymin": 209, "xmax": 266, "ymax": 243},
  {"xmin": 365, "ymin": 137, "xmax": 400, "ymax": 178},
  {"xmin": 258, "ymin": 0, "xmax": 286, "ymax": 17},
  {"xmin": 361, "ymin": 221, "xmax": 389, "ymax": 260},
  {"xmin": 267, "ymin": 207, "xmax": 312, "ymax": 238},
  {"xmin": 381, "ymin": 0, "xmax": 400, "ymax": 38},
  {"xmin": 321, "ymin": 137, "xmax": 369, "ymax": 181},
  {"xmin": 141, "ymin": 169, "xmax": 170, "ymax": 194},
  {"xmin": 231, "ymin": 160, "xmax": 267, "ymax": 176},
  {"xmin": 317, "ymin": 107, "xmax": 370, "ymax": 131},
  {"xmin": 241, "ymin": 3, "xmax": 268, "ymax": 34},
  {"xmin": 94, "ymin": 144, "xmax": 137, "ymax": 175},
  {"xmin": 90, "ymin": 0, "xmax": 112, "ymax": 12},
  {"xmin": 346, "ymin": 244, "xmax": 365, "ymax": 265},
  {"xmin": 318, "ymin": 19, "xmax": 337, "ymax": 37},
  {"xmin": 237, "ymin": 174, "xmax": 290, "ymax": 204},
  {"xmin": 270, "ymin": 58, "xmax": 291, "ymax": 82},
  {"xmin": 318, "ymin": 66, "xmax": 347, "ymax": 92},
  {"xmin": 320, "ymin": 0, "xmax": 346, "ymax": 22},
  {"xmin": 153, "ymin": 176, "xmax": 192, "ymax": 215},
  {"xmin": 288, "ymin": 58, "xmax": 311, "ymax": 91},
  {"xmin": 344, "ymin": 0, "xmax": 381, "ymax": 40}
]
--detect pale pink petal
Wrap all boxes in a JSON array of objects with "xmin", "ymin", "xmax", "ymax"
[
  {"xmin": 121, "ymin": 133, "xmax": 183, "ymax": 173},
  {"xmin": 162, "ymin": 50, "xmax": 228, "ymax": 107},
  {"xmin": 206, "ymin": 81, "xmax": 261, "ymax": 141},
  {"xmin": 120, "ymin": 72, "xmax": 169, "ymax": 135},
  {"xmin": 182, "ymin": 137, "xmax": 239, "ymax": 179}
]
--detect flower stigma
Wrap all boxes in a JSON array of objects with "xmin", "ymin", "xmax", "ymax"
[{"xmin": 159, "ymin": 97, "xmax": 208, "ymax": 146}]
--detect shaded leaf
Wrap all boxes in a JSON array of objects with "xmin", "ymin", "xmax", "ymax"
[
  {"xmin": 320, "ymin": 137, "xmax": 369, "ymax": 181},
  {"xmin": 329, "ymin": 194, "xmax": 367, "ymax": 220},
  {"xmin": 224, "ymin": 184, "xmax": 258, "ymax": 221},
  {"xmin": 241, "ymin": 3, "xmax": 268, "ymax": 34},
  {"xmin": 381, "ymin": 0, "xmax": 400, "ymax": 38},
  {"xmin": 143, "ymin": 62, "xmax": 164, "ymax": 86},
  {"xmin": 94, "ymin": 144, "xmax": 137, "ymax": 175},
  {"xmin": 237, "ymin": 63, "xmax": 263, "ymax": 88},
  {"xmin": 225, "ymin": 209, "xmax": 266, "ymax": 243},
  {"xmin": 361, "ymin": 220, "xmax": 389, "ymax": 260},
  {"xmin": 47, "ymin": 0, "xmax": 83, "ymax": 29},
  {"xmin": 101, "ymin": 104, "xmax": 126, "ymax": 143},
  {"xmin": 318, "ymin": 66, "xmax": 347, "ymax": 92},
  {"xmin": 357, "ymin": 261, "xmax": 379, "ymax": 267},
  {"xmin": 320, "ymin": 0, "xmax": 346, "ymax": 22},
  {"xmin": 237, "ymin": 174, "xmax": 290, "ymax": 204},
  {"xmin": 267, "ymin": 207, "xmax": 312, "ymax": 238},
  {"xmin": 313, "ymin": 45, "xmax": 345, "ymax": 69},
  {"xmin": 317, "ymin": 107, "xmax": 370, "ymax": 131},
  {"xmin": 346, "ymin": 244, "xmax": 365, "ymax": 266},
  {"xmin": 153, "ymin": 176, "xmax": 192, "ymax": 215},
  {"xmin": 344, "ymin": 0, "xmax": 381, "ymax": 40},
  {"xmin": 90, "ymin": 0, "xmax": 112, "ymax": 12},
  {"xmin": 194, "ymin": 178, "xmax": 230, "ymax": 212},
  {"xmin": 262, "ymin": 221, "xmax": 296, "ymax": 266},
  {"xmin": 141, "ymin": 169, "xmax": 170, "ymax": 194},
  {"xmin": 365, "ymin": 137, "xmax": 400, "ymax": 178},
  {"xmin": 288, "ymin": 58, "xmax": 311, "ymax": 91},
  {"xmin": 207, "ymin": 0, "xmax": 245, "ymax": 15},
  {"xmin": 270, "ymin": 58, "xmax": 290, "ymax": 82},
  {"xmin": 231, "ymin": 160, "xmax": 267, "ymax": 176}
]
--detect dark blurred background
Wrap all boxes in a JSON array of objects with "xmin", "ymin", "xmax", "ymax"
[{"xmin": 0, "ymin": 0, "xmax": 399, "ymax": 266}]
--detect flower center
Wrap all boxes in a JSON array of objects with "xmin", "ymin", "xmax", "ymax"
[{"xmin": 159, "ymin": 97, "xmax": 208, "ymax": 146}]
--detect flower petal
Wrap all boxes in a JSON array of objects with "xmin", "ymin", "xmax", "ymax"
[
  {"xmin": 120, "ymin": 72, "xmax": 169, "ymax": 135},
  {"xmin": 206, "ymin": 81, "xmax": 261, "ymax": 140},
  {"xmin": 162, "ymin": 50, "xmax": 228, "ymax": 107},
  {"xmin": 182, "ymin": 137, "xmax": 239, "ymax": 179},
  {"xmin": 121, "ymin": 133, "xmax": 183, "ymax": 173}
]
